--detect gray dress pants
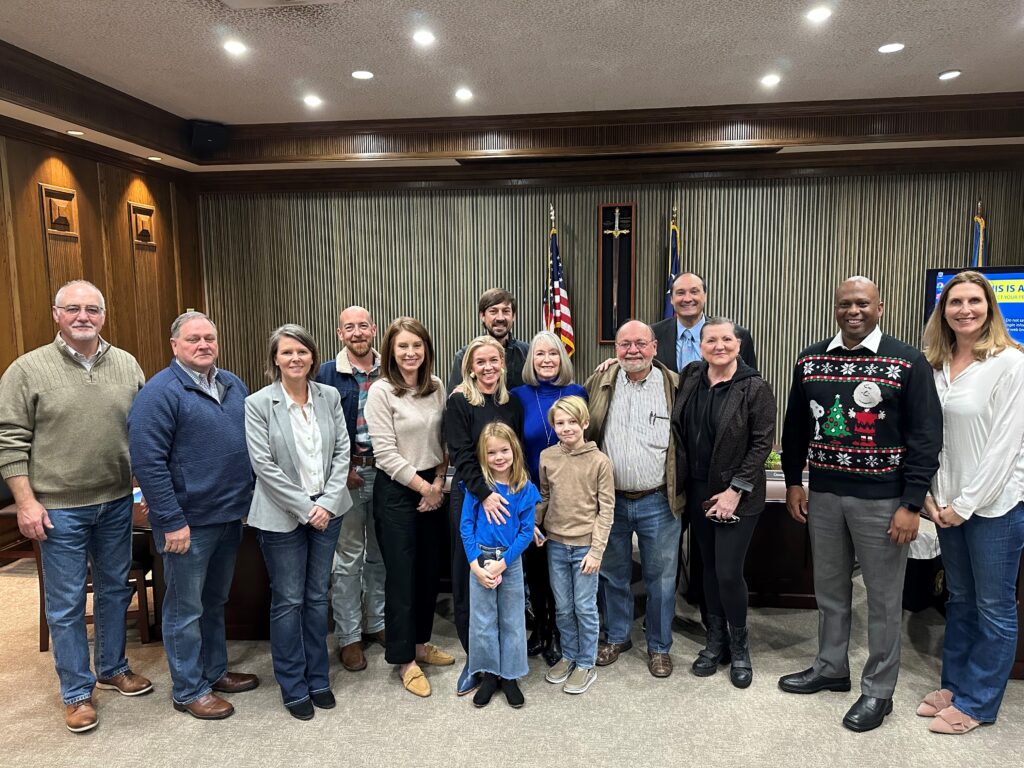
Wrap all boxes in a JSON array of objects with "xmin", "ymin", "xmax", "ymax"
[{"xmin": 807, "ymin": 490, "xmax": 909, "ymax": 698}]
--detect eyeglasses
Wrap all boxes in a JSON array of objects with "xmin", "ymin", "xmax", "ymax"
[
  {"xmin": 615, "ymin": 340, "xmax": 652, "ymax": 351},
  {"xmin": 55, "ymin": 305, "xmax": 105, "ymax": 317}
]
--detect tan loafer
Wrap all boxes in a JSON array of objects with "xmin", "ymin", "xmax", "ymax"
[
  {"xmin": 96, "ymin": 670, "xmax": 153, "ymax": 696},
  {"xmin": 402, "ymin": 665, "xmax": 431, "ymax": 697},
  {"xmin": 416, "ymin": 643, "xmax": 455, "ymax": 666},
  {"xmin": 929, "ymin": 705, "xmax": 981, "ymax": 735},
  {"xmin": 917, "ymin": 688, "xmax": 954, "ymax": 717},
  {"xmin": 65, "ymin": 699, "xmax": 98, "ymax": 733}
]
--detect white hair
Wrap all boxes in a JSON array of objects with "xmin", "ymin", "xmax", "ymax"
[{"xmin": 54, "ymin": 280, "xmax": 105, "ymax": 309}]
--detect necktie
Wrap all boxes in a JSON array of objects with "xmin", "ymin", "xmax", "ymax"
[{"xmin": 677, "ymin": 330, "xmax": 699, "ymax": 371}]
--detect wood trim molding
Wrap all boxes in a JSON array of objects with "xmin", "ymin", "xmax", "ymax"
[{"xmin": 194, "ymin": 144, "xmax": 1024, "ymax": 193}]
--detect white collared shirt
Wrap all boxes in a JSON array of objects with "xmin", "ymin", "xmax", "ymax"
[
  {"xmin": 602, "ymin": 366, "xmax": 670, "ymax": 491},
  {"xmin": 826, "ymin": 325, "xmax": 883, "ymax": 353},
  {"xmin": 55, "ymin": 334, "xmax": 110, "ymax": 371},
  {"xmin": 284, "ymin": 390, "xmax": 324, "ymax": 497}
]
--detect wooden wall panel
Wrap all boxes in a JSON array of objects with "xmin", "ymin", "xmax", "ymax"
[
  {"xmin": 173, "ymin": 182, "xmax": 205, "ymax": 312},
  {"xmin": 0, "ymin": 139, "xmax": 20, "ymax": 371}
]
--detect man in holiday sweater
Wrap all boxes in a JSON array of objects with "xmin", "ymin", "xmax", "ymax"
[
  {"xmin": 0, "ymin": 280, "xmax": 151, "ymax": 733},
  {"xmin": 778, "ymin": 276, "xmax": 941, "ymax": 733},
  {"xmin": 128, "ymin": 312, "xmax": 258, "ymax": 720}
]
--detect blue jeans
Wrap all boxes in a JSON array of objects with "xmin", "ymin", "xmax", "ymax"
[
  {"xmin": 938, "ymin": 501, "xmax": 1024, "ymax": 722},
  {"xmin": 547, "ymin": 540, "xmax": 600, "ymax": 668},
  {"xmin": 468, "ymin": 546, "xmax": 528, "ymax": 679},
  {"xmin": 600, "ymin": 491, "xmax": 681, "ymax": 653},
  {"xmin": 331, "ymin": 466, "xmax": 385, "ymax": 646},
  {"xmin": 257, "ymin": 515, "xmax": 343, "ymax": 705},
  {"xmin": 153, "ymin": 521, "xmax": 242, "ymax": 704},
  {"xmin": 38, "ymin": 495, "xmax": 134, "ymax": 704}
]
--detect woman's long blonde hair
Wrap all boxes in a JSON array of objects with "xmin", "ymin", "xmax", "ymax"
[
  {"xmin": 922, "ymin": 271, "xmax": 1021, "ymax": 369},
  {"xmin": 476, "ymin": 422, "xmax": 529, "ymax": 493},
  {"xmin": 460, "ymin": 335, "xmax": 510, "ymax": 407}
]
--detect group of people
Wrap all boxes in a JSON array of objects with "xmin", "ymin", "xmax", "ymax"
[{"xmin": 0, "ymin": 271, "xmax": 1020, "ymax": 737}]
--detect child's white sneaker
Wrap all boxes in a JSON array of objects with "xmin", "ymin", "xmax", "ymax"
[
  {"xmin": 563, "ymin": 666, "xmax": 597, "ymax": 694},
  {"xmin": 545, "ymin": 659, "xmax": 575, "ymax": 684}
]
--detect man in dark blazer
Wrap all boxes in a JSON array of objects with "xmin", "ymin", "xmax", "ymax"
[{"xmin": 651, "ymin": 272, "xmax": 757, "ymax": 373}]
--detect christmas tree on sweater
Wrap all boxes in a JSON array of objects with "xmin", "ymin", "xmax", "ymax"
[{"xmin": 822, "ymin": 394, "xmax": 851, "ymax": 439}]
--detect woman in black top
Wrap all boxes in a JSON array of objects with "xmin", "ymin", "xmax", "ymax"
[
  {"xmin": 446, "ymin": 335, "xmax": 524, "ymax": 695},
  {"xmin": 671, "ymin": 317, "xmax": 775, "ymax": 689}
]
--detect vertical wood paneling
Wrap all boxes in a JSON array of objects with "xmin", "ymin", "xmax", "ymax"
[
  {"xmin": 200, "ymin": 171, "xmax": 1024, "ymax": 434},
  {"xmin": 0, "ymin": 138, "xmax": 21, "ymax": 369}
]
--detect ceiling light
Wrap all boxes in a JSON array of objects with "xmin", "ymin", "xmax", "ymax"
[
  {"xmin": 223, "ymin": 40, "xmax": 247, "ymax": 56},
  {"xmin": 806, "ymin": 6, "xmax": 832, "ymax": 23},
  {"xmin": 413, "ymin": 29, "xmax": 435, "ymax": 46},
  {"xmin": 66, "ymin": 130, "xmax": 85, "ymax": 136},
  {"xmin": 878, "ymin": 43, "xmax": 905, "ymax": 53},
  {"xmin": 147, "ymin": 156, "xmax": 162, "ymax": 162},
  {"xmin": 303, "ymin": 94, "xmax": 323, "ymax": 107},
  {"xmin": 938, "ymin": 69, "xmax": 962, "ymax": 80},
  {"xmin": 455, "ymin": 87, "xmax": 473, "ymax": 102},
  {"xmin": 760, "ymin": 74, "xmax": 781, "ymax": 87},
  {"xmin": 351, "ymin": 70, "xmax": 373, "ymax": 80}
]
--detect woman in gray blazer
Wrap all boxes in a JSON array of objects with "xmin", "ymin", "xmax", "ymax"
[{"xmin": 245, "ymin": 324, "xmax": 352, "ymax": 721}]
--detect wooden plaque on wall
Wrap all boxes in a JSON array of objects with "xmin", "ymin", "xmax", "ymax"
[
  {"xmin": 128, "ymin": 201, "xmax": 156, "ymax": 247},
  {"xmin": 597, "ymin": 202, "xmax": 636, "ymax": 343}
]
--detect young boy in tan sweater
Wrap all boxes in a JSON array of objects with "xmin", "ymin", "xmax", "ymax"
[{"xmin": 534, "ymin": 396, "xmax": 614, "ymax": 694}]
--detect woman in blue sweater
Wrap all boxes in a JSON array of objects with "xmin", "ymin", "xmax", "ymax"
[{"xmin": 510, "ymin": 331, "xmax": 586, "ymax": 666}]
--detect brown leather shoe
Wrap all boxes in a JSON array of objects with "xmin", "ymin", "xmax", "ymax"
[
  {"xmin": 173, "ymin": 692, "xmax": 234, "ymax": 720},
  {"xmin": 211, "ymin": 672, "xmax": 259, "ymax": 693},
  {"xmin": 340, "ymin": 642, "xmax": 367, "ymax": 671},
  {"xmin": 363, "ymin": 629, "xmax": 386, "ymax": 647},
  {"xmin": 648, "ymin": 651, "xmax": 673, "ymax": 678},
  {"xmin": 95, "ymin": 670, "xmax": 153, "ymax": 696},
  {"xmin": 596, "ymin": 640, "xmax": 633, "ymax": 666},
  {"xmin": 65, "ymin": 699, "xmax": 98, "ymax": 733}
]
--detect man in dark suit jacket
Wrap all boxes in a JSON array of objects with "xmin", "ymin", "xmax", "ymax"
[{"xmin": 651, "ymin": 272, "xmax": 757, "ymax": 373}]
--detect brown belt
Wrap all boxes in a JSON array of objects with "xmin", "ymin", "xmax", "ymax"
[
  {"xmin": 351, "ymin": 455, "xmax": 376, "ymax": 468},
  {"xmin": 615, "ymin": 486, "xmax": 664, "ymax": 500}
]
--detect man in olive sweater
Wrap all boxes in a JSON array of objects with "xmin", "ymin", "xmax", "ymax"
[{"xmin": 0, "ymin": 280, "xmax": 151, "ymax": 733}]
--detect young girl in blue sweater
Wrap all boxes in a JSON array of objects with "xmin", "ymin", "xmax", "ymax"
[{"xmin": 460, "ymin": 421, "xmax": 539, "ymax": 708}]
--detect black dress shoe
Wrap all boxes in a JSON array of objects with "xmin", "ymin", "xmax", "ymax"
[
  {"xmin": 286, "ymin": 698, "xmax": 315, "ymax": 720},
  {"xmin": 310, "ymin": 689, "xmax": 336, "ymax": 709},
  {"xmin": 842, "ymin": 695, "xmax": 893, "ymax": 732},
  {"xmin": 527, "ymin": 628, "xmax": 546, "ymax": 657},
  {"xmin": 778, "ymin": 667, "xmax": 852, "ymax": 694},
  {"xmin": 541, "ymin": 628, "xmax": 562, "ymax": 667}
]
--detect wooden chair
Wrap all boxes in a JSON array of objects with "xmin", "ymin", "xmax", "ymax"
[{"xmin": 33, "ymin": 532, "xmax": 154, "ymax": 652}]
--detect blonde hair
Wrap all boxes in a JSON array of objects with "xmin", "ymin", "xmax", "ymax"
[
  {"xmin": 476, "ymin": 422, "xmax": 529, "ymax": 493},
  {"xmin": 460, "ymin": 336, "xmax": 510, "ymax": 407},
  {"xmin": 521, "ymin": 331, "xmax": 574, "ymax": 386},
  {"xmin": 547, "ymin": 395, "xmax": 590, "ymax": 428},
  {"xmin": 922, "ymin": 271, "xmax": 1022, "ymax": 369}
]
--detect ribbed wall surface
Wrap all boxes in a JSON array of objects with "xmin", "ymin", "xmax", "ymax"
[{"xmin": 200, "ymin": 171, "xmax": 1024, "ymax": 436}]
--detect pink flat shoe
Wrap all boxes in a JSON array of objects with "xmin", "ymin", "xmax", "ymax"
[
  {"xmin": 916, "ymin": 688, "xmax": 953, "ymax": 717},
  {"xmin": 929, "ymin": 705, "xmax": 981, "ymax": 735}
]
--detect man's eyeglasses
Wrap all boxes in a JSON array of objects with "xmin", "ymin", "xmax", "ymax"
[
  {"xmin": 615, "ymin": 340, "xmax": 651, "ymax": 351},
  {"xmin": 55, "ymin": 305, "xmax": 105, "ymax": 317}
]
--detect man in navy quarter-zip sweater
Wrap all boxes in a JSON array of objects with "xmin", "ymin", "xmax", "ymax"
[
  {"xmin": 778, "ymin": 277, "xmax": 941, "ymax": 734},
  {"xmin": 128, "ymin": 312, "xmax": 258, "ymax": 721}
]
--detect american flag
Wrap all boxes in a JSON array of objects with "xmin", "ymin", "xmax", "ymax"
[
  {"xmin": 544, "ymin": 218, "xmax": 575, "ymax": 357},
  {"xmin": 663, "ymin": 210, "xmax": 681, "ymax": 319}
]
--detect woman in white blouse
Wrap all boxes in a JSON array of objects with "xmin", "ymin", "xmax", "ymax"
[
  {"xmin": 364, "ymin": 317, "xmax": 452, "ymax": 698},
  {"xmin": 919, "ymin": 271, "xmax": 1024, "ymax": 735},
  {"xmin": 245, "ymin": 325, "xmax": 352, "ymax": 721}
]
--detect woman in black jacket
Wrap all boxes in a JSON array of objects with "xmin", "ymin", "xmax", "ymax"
[{"xmin": 671, "ymin": 317, "xmax": 775, "ymax": 688}]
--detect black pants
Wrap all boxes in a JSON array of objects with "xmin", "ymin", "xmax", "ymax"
[
  {"xmin": 686, "ymin": 479, "xmax": 759, "ymax": 628},
  {"xmin": 448, "ymin": 479, "xmax": 471, "ymax": 653},
  {"xmin": 523, "ymin": 544, "xmax": 555, "ymax": 632},
  {"xmin": 374, "ymin": 470, "xmax": 445, "ymax": 665}
]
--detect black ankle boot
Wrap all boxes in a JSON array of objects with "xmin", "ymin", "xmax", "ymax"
[
  {"xmin": 691, "ymin": 615, "xmax": 731, "ymax": 677},
  {"xmin": 527, "ymin": 622, "xmax": 548, "ymax": 657},
  {"xmin": 542, "ymin": 627, "xmax": 562, "ymax": 667},
  {"xmin": 473, "ymin": 673, "xmax": 499, "ymax": 707},
  {"xmin": 728, "ymin": 624, "xmax": 752, "ymax": 689}
]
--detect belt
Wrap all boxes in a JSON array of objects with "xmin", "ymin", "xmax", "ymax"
[
  {"xmin": 615, "ymin": 486, "xmax": 664, "ymax": 500},
  {"xmin": 351, "ymin": 455, "xmax": 375, "ymax": 467}
]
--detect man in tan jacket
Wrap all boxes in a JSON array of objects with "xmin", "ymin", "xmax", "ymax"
[{"xmin": 584, "ymin": 320, "xmax": 681, "ymax": 678}]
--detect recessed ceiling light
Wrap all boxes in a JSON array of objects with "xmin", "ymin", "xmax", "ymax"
[
  {"xmin": 223, "ymin": 40, "xmax": 247, "ymax": 56},
  {"xmin": 806, "ymin": 6, "xmax": 832, "ymax": 23},
  {"xmin": 938, "ymin": 69, "xmax": 962, "ymax": 80},
  {"xmin": 351, "ymin": 70, "xmax": 374, "ymax": 80},
  {"xmin": 147, "ymin": 156, "xmax": 162, "ymax": 162},
  {"xmin": 303, "ymin": 94, "xmax": 323, "ymax": 107},
  {"xmin": 455, "ymin": 87, "xmax": 473, "ymax": 102},
  {"xmin": 760, "ymin": 74, "xmax": 781, "ymax": 87},
  {"xmin": 66, "ymin": 130, "xmax": 85, "ymax": 136},
  {"xmin": 413, "ymin": 29, "xmax": 435, "ymax": 46},
  {"xmin": 878, "ymin": 43, "xmax": 905, "ymax": 53}
]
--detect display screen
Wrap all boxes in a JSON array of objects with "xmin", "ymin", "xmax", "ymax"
[{"xmin": 924, "ymin": 266, "xmax": 1024, "ymax": 344}]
